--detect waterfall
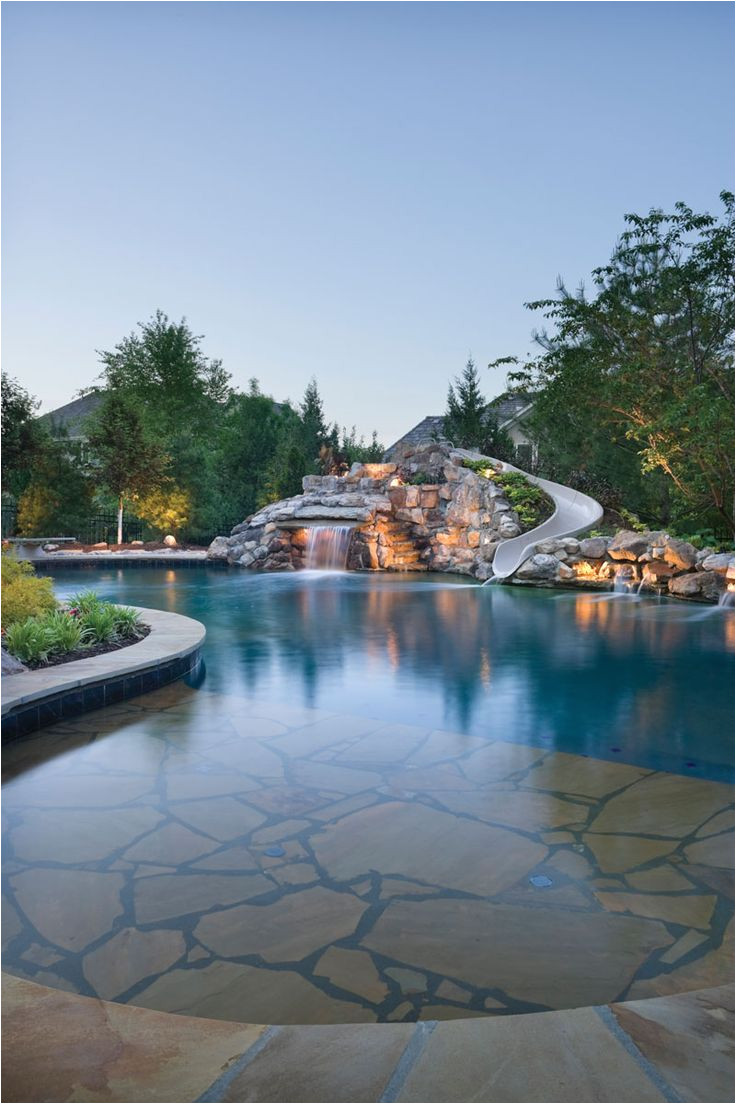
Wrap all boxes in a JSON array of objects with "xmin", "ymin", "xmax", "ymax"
[
  {"xmin": 613, "ymin": 567, "xmax": 636, "ymax": 594},
  {"xmin": 304, "ymin": 525, "xmax": 354, "ymax": 571},
  {"xmin": 718, "ymin": 588, "xmax": 735, "ymax": 608}
]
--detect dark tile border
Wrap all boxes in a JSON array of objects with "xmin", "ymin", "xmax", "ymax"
[
  {"xmin": 34, "ymin": 557, "xmax": 225, "ymax": 569},
  {"xmin": 1, "ymin": 648, "xmax": 203, "ymax": 745}
]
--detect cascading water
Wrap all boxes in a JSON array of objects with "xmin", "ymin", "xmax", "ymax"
[
  {"xmin": 305, "ymin": 525, "xmax": 354, "ymax": 571},
  {"xmin": 718, "ymin": 587, "xmax": 735, "ymax": 608},
  {"xmin": 613, "ymin": 568, "xmax": 636, "ymax": 594}
]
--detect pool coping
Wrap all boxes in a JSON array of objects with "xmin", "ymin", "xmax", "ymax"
[
  {"xmin": 1, "ymin": 606, "xmax": 206, "ymax": 742},
  {"xmin": 31, "ymin": 551, "xmax": 210, "ymax": 566},
  {"xmin": 1, "ymin": 974, "xmax": 732, "ymax": 1102}
]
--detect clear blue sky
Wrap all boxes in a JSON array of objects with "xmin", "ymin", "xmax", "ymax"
[{"xmin": 3, "ymin": 1, "xmax": 733, "ymax": 445}]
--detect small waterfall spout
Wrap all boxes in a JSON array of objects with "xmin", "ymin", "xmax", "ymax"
[
  {"xmin": 718, "ymin": 587, "xmax": 735, "ymax": 608},
  {"xmin": 305, "ymin": 525, "xmax": 354, "ymax": 571},
  {"xmin": 613, "ymin": 567, "xmax": 637, "ymax": 594}
]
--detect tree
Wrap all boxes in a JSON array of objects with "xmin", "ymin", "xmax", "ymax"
[
  {"xmin": 444, "ymin": 357, "xmax": 515, "ymax": 459},
  {"xmin": 216, "ymin": 380, "xmax": 285, "ymax": 519},
  {"xmin": 507, "ymin": 192, "xmax": 734, "ymax": 531},
  {"xmin": 16, "ymin": 441, "xmax": 94, "ymax": 538},
  {"xmin": 299, "ymin": 377, "xmax": 329, "ymax": 471},
  {"xmin": 95, "ymin": 310, "xmax": 232, "ymax": 533},
  {"xmin": 97, "ymin": 309, "xmax": 231, "ymax": 422},
  {"xmin": 260, "ymin": 404, "xmax": 310, "ymax": 505},
  {"xmin": 87, "ymin": 392, "xmax": 169, "ymax": 543},
  {"xmin": 1, "ymin": 374, "xmax": 48, "ymax": 499}
]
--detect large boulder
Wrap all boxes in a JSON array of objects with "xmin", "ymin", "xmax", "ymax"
[
  {"xmin": 608, "ymin": 530, "xmax": 664, "ymax": 561},
  {"xmin": 662, "ymin": 539, "xmax": 698, "ymax": 571},
  {"xmin": 668, "ymin": 570, "xmax": 726, "ymax": 603},
  {"xmin": 2, "ymin": 649, "xmax": 27, "ymax": 675},
  {"xmin": 515, "ymin": 553, "xmax": 560, "ymax": 581},
  {"xmin": 206, "ymin": 536, "xmax": 230, "ymax": 562},
  {"xmin": 701, "ymin": 553, "xmax": 735, "ymax": 575},
  {"xmin": 579, "ymin": 537, "xmax": 609, "ymax": 559}
]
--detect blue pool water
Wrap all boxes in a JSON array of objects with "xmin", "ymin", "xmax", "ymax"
[{"xmin": 47, "ymin": 565, "xmax": 734, "ymax": 782}]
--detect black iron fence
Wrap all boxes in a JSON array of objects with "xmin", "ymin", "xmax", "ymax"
[
  {"xmin": 1, "ymin": 503, "xmax": 238, "ymax": 547},
  {"xmin": 2, "ymin": 505, "xmax": 142, "ymax": 545}
]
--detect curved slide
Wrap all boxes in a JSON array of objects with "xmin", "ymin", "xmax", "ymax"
[{"xmin": 453, "ymin": 451, "xmax": 604, "ymax": 580}]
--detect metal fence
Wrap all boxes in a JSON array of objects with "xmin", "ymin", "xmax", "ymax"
[
  {"xmin": 1, "ymin": 503, "xmax": 237, "ymax": 547},
  {"xmin": 1, "ymin": 505, "xmax": 143, "ymax": 545}
]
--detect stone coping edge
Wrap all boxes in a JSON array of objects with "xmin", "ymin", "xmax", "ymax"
[
  {"xmin": 1, "ymin": 607, "xmax": 206, "ymax": 741},
  {"xmin": 1, "ymin": 973, "xmax": 732, "ymax": 1103},
  {"xmin": 33, "ymin": 552, "xmax": 210, "ymax": 565}
]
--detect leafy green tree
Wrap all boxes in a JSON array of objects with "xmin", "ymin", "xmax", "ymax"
[
  {"xmin": 97, "ymin": 309, "xmax": 230, "ymax": 424},
  {"xmin": 87, "ymin": 392, "xmax": 169, "ymax": 543},
  {"xmin": 507, "ymin": 192, "xmax": 734, "ymax": 530},
  {"xmin": 216, "ymin": 380, "xmax": 286, "ymax": 519},
  {"xmin": 444, "ymin": 358, "xmax": 515, "ymax": 459},
  {"xmin": 94, "ymin": 310, "xmax": 233, "ymax": 534},
  {"xmin": 259, "ymin": 403, "xmax": 310, "ymax": 505},
  {"xmin": 1, "ymin": 374, "xmax": 48, "ymax": 499},
  {"xmin": 16, "ymin": 441, "xmax": 94, "ymax": 538}
]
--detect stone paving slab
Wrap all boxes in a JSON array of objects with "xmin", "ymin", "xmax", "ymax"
[
  {"xmin": 3, "ymin": 692, "xmax": 733, "ymax": 1024},
  {"xmin": 1, "ymin": 974, "xmax": 263, "ymax": 1103},
  {"xmin": 2, "ymin": 974, "xmax": 732, "ymax": 1103}
]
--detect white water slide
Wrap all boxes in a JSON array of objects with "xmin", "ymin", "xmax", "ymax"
[{"xmin": 453, "ymin": 451, "xmax": 604, "ymax": 580}]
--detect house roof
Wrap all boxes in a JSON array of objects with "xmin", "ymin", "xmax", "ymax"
[
  {"xmin": 490, "ymin": 392, "xmax": 534, "ymax": 428},
  {"xmin": 384, "ymin": 394, "xmax": 533, "ymax": 458},
  {"xmin": 383, "ymin": 415, "xmax": 448, "ymax": 459},
  {"xmin": 38, "ymin": 392, "xmax": 104, "ymax": 438}
]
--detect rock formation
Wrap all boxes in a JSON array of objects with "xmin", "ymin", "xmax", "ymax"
[
  {"xmin": 208, "ymin": 443, "xmax": 524, "ymax": 579},
  {"xmin": 512, "ymin": 530, "xmax": 734, "ymax": 603},
  {"xmin": 207, "ymin": 448, "xmax": 734, "ymax": 604}
]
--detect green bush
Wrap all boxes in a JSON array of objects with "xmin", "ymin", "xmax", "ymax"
[
  {"xmin": 44, "ymin": 609, "xmax": 84, "ymax": 654},
  {"xmin": 667, "ymin": 528, "xmax": 735, "ymax": 552},
  {"xmin": 67, "ymin": 591, "xmax": 104, "ymax": 616},
  {"xmin": 4, "ymin": 618, "xmax": 53, "ymax": 664},
  {"xmin": 113, "ymin": 606, "xmax": 143, "ymax": 639},
  {"xmin": 462, "ymin": 462, "xmax": 555, "ymax": 531},
  {"xmin": 3, "ymin": 588, "xmax": 147, "ymax": 665},
  {"xmin": 1, "ymin": 552, "xmax": 57, "ymax": 628},
  {"xmin": 81, "ymin": 604, "xmax": 119, "ymax": 644}
]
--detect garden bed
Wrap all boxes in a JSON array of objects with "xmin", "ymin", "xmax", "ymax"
[{"xmin": 14, "ymin": 623, "xmax": 151, "ymax": 670}]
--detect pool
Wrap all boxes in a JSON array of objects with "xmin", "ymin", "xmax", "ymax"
[{"xmin": 2, "ymin": 566, "xmax": 733, "ymax": 1024}]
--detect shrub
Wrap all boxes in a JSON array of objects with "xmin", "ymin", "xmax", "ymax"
[
  {"xmin": 1, "ymin": 552, "xmax": 57, "ymax": 628},
  {"xmin": 462, "ymin": 462, "xmax": 555, "ymax": 531},
  {"xmin": 67, "ymin": 590, "xmax": 104, "ymax": 616},
  {"xmin": 4, "ymin": 618, "xmax": 53, "ymax": 664},
  {"xmin": 113, "ymin": 606, "xmax": 143, "ymax": 639},
  {"xmin": 134, "ymin": 485, "xmax": 191, "ymax": 537},
  {"xmin": 81, "ymin": 604, "xmax": 119, "ymax": 644},
  {"xmin": 44, "ymin": 609, "xmax": 84, "ymax": 654},
  {"xmin": 3, "ymin": 586, "xmax": 147, "ymax": 665}
]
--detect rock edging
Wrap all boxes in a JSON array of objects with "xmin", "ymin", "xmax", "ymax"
[{"xmin": 513, "ymin": 530, "xmax": 734, "ymax": 603}]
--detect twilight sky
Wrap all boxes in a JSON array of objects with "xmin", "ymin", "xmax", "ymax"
[{"xmin": 2, "ymin": 1, "xmax": 733, "ymax": 446}]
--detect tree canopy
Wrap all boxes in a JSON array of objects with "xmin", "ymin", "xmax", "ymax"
[
  {"xmin": 505, "ymin": 192, "xmax": 734, "ymax": 532},
  {"xmin": 444, "ymin": 357, "xmax": 515, "ymax": 460}
]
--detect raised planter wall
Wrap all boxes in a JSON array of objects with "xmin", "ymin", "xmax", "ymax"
[{"xmin": 1, "ymin": 607, "xmax": 206, "ymax": 742}]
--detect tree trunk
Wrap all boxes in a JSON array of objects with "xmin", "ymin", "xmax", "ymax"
[{"xmin": 117, "ymin": 495, "xmax": 124, "ymax": 546}]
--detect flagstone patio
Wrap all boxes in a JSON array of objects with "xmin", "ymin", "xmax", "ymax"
[{"xmin": 2, "ymin": 686, "xmax": 733, "ymax": 1025}]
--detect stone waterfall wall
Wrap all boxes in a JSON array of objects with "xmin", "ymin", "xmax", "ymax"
[
  {"xmin": 207, "ymin": 443, "xmax": 523, "ymax": 579},
  {"xmin": 512, "ymin": 530, "xmax": 734, "ymax": 603}
]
